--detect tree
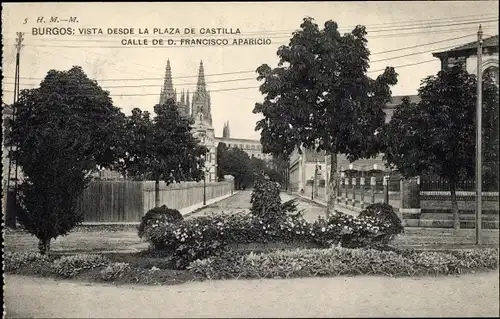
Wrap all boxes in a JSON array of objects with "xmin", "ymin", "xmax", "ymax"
[
  {"xmin": 253, "ymin": 17, "xmax": 398, "ymax": 213},
  {"xmin": 216, "ymin": 143, "xmax": 253, "ymax": 190},
  {"xmin": 7, "ymin": 66, "xmax": 125, "ymax": 254},
  {"xmin": 382, "ymin": 65, "xmax": 499, "ymax": 229},
  {"xmin": 121, "ymin": 98, "xmax": 206, "ymax": 206}
]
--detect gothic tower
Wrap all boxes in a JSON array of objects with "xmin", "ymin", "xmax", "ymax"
[
  {"xmin": 157, "ymin": 59, "xmax": 217, "ymax": 183},
  {"xmin": 159, "ymin": 59, "xmax": 175, "ymax": 105},
  {"xmin": 158, "ymin": 59, "xmax": 190, "ymax": 118},
  {"xmin": 191, "ymin": 60, "xmax": 213, "ymax": 126}
]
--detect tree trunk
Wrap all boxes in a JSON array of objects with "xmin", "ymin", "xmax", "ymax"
[
  {"xmin": 38, "ymin": 238, "xmax": 51, "ymax": 255},
  {"xmin": 327, "ymin": 149, "xmax": 338, "ymax": 216},
  {"xmin": 155, "ymin": 175, "xmax": 160, "ymax": 208},
  {"xmin": 450, "ymin": 180, "xmax": 460, "ymax": 230}
]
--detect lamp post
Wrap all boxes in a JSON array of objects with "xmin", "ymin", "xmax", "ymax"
[
  {"xmin": 201, "ymin": 151, "xmax": 209, "ymax": 206},
  {"xmin": 203, "ymin": 167, "xmax": 207, "ymax": 205},
  {"xmin": 475, "ymin": 25, "xmax": 483, "ymax": 245}
]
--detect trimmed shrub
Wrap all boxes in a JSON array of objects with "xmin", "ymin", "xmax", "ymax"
[
  {"xmin": 250, "ymin": 174, "xmax": 283, "ymax": 221},
  {"xmin": 358, "ymin": 203, "xmax": 404, "ymax": 244},
  {"xmin": 138, "ymin": 205, "xmax": 183, "ymax": 239},
  {"xmin": 187, "ymin": 247, "xmax": 499, "ymax": 280},
  {"xmin": 99, "ymin": 262, "xmax": 131, "ymax": 281},
  {"xmin": 53, "ymin": 254, "xmax": 109, "ymax": 278}
]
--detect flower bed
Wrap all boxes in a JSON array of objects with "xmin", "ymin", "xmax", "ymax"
[
  {"xmin": 187, "ymin": 247, "xmax": 500, "ymax": 280},
  {"xmin": 140, "ymin": 174, "xmax": 406, "ymax": 269},
  {"xmin": 143, "ymin": 209, "xmax": 401, "ymax": 269}
]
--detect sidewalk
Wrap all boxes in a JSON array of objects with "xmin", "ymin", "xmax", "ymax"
[
  {"xmin": 288, "ymin": 192, "xmax": 359, "ymax": 216},
  {"xmin": 180, "ymin": 191, "xmax": 239, "ymax": 216}
]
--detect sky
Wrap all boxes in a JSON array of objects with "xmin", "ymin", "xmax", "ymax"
[{"xmin": 2, "ymin": 1, "xmax": 499, "ymax": 140}]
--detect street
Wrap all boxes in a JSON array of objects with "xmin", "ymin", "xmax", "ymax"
[
  {"xmin": 188, "ymin": 190, "xmax": 328, "ymax": 222},
  {"xmin": 5, "ymin": 271, "xmax": 499, "ymax": 318}
]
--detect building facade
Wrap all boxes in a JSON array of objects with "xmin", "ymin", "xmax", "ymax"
[
  {"xmin": 288, "ymin": 95, "xmax": 420, "ymax": 192},
  {"xmin": 432, "ymin": 34, "xmax": 499, "ymax": 85},
  {"xmin": 215, "ymin": 121, "xmax": 273, "ymax": 161}
]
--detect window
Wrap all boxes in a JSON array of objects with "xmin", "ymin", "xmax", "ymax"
[{"xmin": 484, "ymin": 66, "xmax": 499, "ymax": 87}]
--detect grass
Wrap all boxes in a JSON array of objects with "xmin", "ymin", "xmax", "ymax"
[
  {"xmin": 4, "ymin": 225, "xmax": 201, "ymax": 286},
  {"xmin": 4, "ymin": 226, "xmax": 148, "ymax": 254}
]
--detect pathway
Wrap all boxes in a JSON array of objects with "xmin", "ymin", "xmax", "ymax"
[
  {"xmin": 5, "ymin": 271, "xmax": 499, "ymax": 318},
  {"xmin": 188, "ymin": 190, "xmax": 327, "ymax": 222}
]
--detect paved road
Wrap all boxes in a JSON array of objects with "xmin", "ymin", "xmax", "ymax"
[
  {"xmin": 189, "ymin": 191, "xmax": 327, "ymax": 222},
  {"xmin": 5, "ymin": 271, "xmax": 499, "ymax": 318}
]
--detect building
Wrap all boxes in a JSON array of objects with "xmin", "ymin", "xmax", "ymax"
[
  {"xmin": 289, "ymin": 34, "xmax": 499, "ymax": 192},
  {"xmin": 157, "ymin": 60, "xmax": 272, "ymax": 182},
  {"xmin": 288, "ymin": 95, "xmax": 420, "ymax": 192},
  {"xmin": 158, "ymin": 59, "xmax": 218, "ymax": 183},
  {"xmin": 215, "ymin": 121, "xmax": 273, "ymax": 161},
  {"xmin": 432, "ymin": 34, "xmax": 498, "ymax": 84}
]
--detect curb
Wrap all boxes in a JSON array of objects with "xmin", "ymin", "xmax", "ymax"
[
  {"xmin": 292, "ymin": 193, "xmax": 327, "ymax": 208},
  {"xmin": 288, "ymin": 193, "xmax": 360, "ymax": 217},
  {"xmin": 182, "ymin": 191, "xmax": 240, "ymax": 218}
]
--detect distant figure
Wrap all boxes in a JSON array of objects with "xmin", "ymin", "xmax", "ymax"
[{"xmin": 300, "ymin": 188, "xmax": 304, "ymax": 194}]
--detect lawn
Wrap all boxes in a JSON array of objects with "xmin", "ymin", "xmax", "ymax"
[
  {"xmin": 4, "ymin": 226, "xmax": 201, "ymax": 286},
  {"xmin": 4, "ymin": 225, "xmax": 148, "ymax": 254}
]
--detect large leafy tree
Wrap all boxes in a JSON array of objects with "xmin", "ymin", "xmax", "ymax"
[
  {"xmin": 7, "ymin": 66, "xmax": 125, "ymax": 254},
  {"xmin": 253, "ymin": 17, "xmax": 398, "ymax": 213},
  {"xmin": 216, "ymin": 143, "xmax": 253, "ymax": 189},
  {"xmin": 121, "ymin": 98, "xmax": 206, "ymax": 206},
  {"xmin": 382, "ymin": 65, "xmax": 499, "ymax": 229}
]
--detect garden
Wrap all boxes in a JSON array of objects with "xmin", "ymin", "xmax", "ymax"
[{"xmin": 5, "ymin": 174, "xmax": 499, "ymax": 285}]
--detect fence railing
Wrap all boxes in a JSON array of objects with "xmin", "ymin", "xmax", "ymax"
[
  {"xmin": 420, "ymin": 174, "xmax": 498, "ymax": 192},
  {"xmin": 81, "ymin": 180, "xmax": 234, "ymax": 222},
  {"xmin": 303, "ymin": 175, "xmax": 403, "ymax": 212}
]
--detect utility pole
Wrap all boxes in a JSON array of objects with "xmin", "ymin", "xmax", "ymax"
[
  {"xmin": 5, "ymin": 32, "xmax": 24, "ymax": 229},
  {"xmin": 475, "ymin": 25, "xmax": 483, "ymax": 245}
]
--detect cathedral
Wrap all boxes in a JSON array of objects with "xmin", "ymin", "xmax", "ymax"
[
  {"xmin": 158, "ymin": 60, "xmax": 273, "ymax": 183},
  {"xmin": 159, "ymin": 59, "xmax": 218, "ymax": 183}
]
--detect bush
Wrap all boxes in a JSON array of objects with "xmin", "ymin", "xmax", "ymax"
[
  {"xmin": 187, "ymin": 247, "xmax": 499, "ymax": 280},
  {"xmin": 99, "ymin": 262, "xmax": 131, "ymax": 281},
  {"xmin": 4, "ymin": 251, "xmax": 51, "ymax": 272},
  {"xmin": 250, "ymin": 174, "xmax": 283, "ymax": 221},
  {"xmin": 358, "ymin": 203, "xmax": 404, "ymax": 244},
  {"xmin": 138, "ymin": 205, "xmax": 183, "ymax": 239},
  {"xmin": 311, "ymin": 212, "xmax": 396, "ymax": 248},
  {"xmin": 53, "ymin": 254, "xmax": 109, "ymax": 278}
]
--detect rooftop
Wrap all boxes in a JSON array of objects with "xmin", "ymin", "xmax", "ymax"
[{"xmin": 432, "ymin": 34, "xmax": 499, "ymax": 58}]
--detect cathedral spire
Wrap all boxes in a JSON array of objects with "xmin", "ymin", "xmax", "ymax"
[
  {"xmin": 162, "ymin": 59, "xmax": 175, "ymax": 100},
  {"xmin": 196, "ymin": 60, "xmax": 207, "ymax": 92}
]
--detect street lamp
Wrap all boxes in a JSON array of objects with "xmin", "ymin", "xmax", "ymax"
[
  {"xmin": 312, "ymin": 139, "xmax": 320, "ymax": 200},
  {"xmin": 475, "ymin": 25, "xmax": 483, "ymax": 245},
  {"xmin": 200, "ymin": 153, "xmax": 208, "ymax": 205}
]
